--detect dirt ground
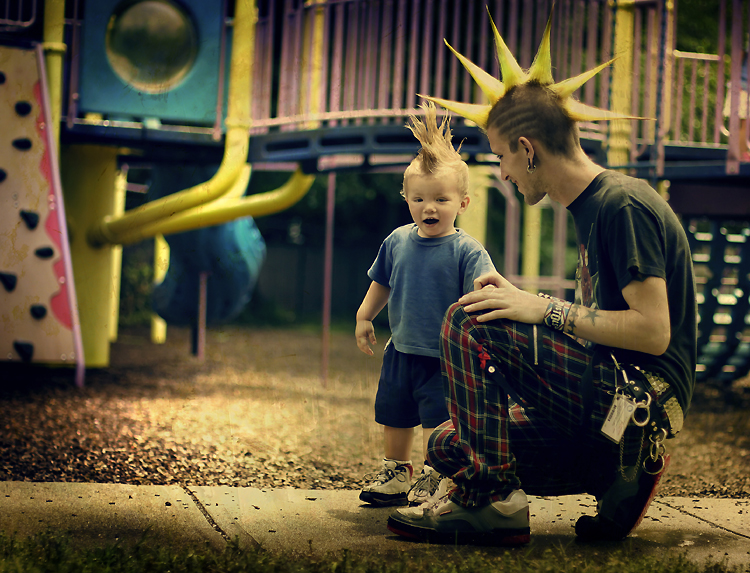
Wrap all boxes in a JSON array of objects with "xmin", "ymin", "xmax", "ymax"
[{"xmin": 1, "ymin": 324, "xmax": 749, "ymax": 498}]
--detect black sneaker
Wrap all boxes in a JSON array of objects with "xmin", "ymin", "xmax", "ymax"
[{"xmin": 575, "ymin": 454, "xmax": 670, "ymax": 541}]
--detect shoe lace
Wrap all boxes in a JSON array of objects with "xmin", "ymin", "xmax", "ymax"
[
  {"xmin": 410, "ymin": 471, "xmax": 442, "ymax": 498},
  {"xmin": 423, "ymin": 490, "xmax": 452, "ymax": 511},
  {"xmin": 364, "ymin": 466, "xmax": 408, "ymax": 486}
]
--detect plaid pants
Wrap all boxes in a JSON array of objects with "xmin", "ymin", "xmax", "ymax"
[{"xmin": 428, "ymin": 303, "xmax": 645, "ymax": 508}]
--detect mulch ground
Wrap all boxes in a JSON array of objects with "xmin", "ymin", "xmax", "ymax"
[{"xmin": 1, "ymin": 325, "xmax": 748, "ymax": 498}]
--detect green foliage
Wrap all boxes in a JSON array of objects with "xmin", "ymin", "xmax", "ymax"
[
  {"xmin": 250, "ymin": 170, "xmax": 410, "ymax": 252},
  {"xmin": 0, "ymin": 532, "xmax": 741, "ymax": 573},
  {"xmin": 118, "ymin": 243, "xmax": 155, "ymax": 327}
]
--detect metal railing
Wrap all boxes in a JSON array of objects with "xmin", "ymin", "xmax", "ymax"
[
  {"xmin": 0, "ymin": 0, "xmax": 36, "ymax": 30},
  {"xmin": 627, "ymin": 0, "xmax": 750, "ymax": 176},
  {"xmin": 249, "ymin": 0, "xmax": 614, "ymax": 144}
]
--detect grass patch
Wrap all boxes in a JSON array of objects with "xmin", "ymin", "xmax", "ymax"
[{"xmin": 0, "ymin": 532, "xmax": 740, "ymax": 573}]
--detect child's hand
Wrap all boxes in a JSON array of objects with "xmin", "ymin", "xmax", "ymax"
[{"xmin": 355, "ymin": 320, "xmax": 377, "ymax": 356}]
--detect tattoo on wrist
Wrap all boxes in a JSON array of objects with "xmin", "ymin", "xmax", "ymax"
[
  {"xmin": 565, "ymin": 304, "xmax": 580, "ymax": 334},
  {"xmin": 538, "ymin": 293, "xmax": 572, "ymax": 331}
]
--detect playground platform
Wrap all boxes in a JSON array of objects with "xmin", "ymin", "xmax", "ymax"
[{"xmin": 0, "ymin": 482, "xmax": 748, "ymax": 567}]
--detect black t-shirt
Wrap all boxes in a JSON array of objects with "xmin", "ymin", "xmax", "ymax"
[{"xmin": 567, "ymin": 170, "xmax": 697, "ymax": 414}]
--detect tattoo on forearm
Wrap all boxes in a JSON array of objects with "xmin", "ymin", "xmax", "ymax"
[
  {"xmin": 565, "ymin": 304, "xmax": 580, "ymax": 334},
  {"xmin": 583, "ymin": 307, "xmax": 600, "ymax": 325}
]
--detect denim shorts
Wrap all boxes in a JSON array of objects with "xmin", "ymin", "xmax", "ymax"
[{"xmin": 374, "ymin": 341, "xmax": 450, "ymax": 429}]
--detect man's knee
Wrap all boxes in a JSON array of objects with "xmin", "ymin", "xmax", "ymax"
[{"xmin": 427, "ymin": 420, "xmax": 454, "ymax": 449}]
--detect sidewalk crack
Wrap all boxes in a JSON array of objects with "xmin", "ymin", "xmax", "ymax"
[
  {"xmin": 181, "ymin": 485, "xmax": 231, "ymax": 543},
  {"xmin": 654, "ymin": 500, "xmax": 750, "ymax": 539}
]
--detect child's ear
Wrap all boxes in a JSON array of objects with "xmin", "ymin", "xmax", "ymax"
[{"xmin": 459, "ymin": 195, "xmax": 470, "ymax": 214}]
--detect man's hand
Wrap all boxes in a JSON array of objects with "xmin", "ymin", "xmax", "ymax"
[
  {"xmin": 356, "ymin": 320, "xmax": 378, "ymax": 356},
  {"xmin": 460, "ymin": 271, "xmax": 548, "ymax": 324}
]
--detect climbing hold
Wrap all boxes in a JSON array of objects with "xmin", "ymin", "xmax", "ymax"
[
  {"xmin": 20, "ymin": 210, "xmax": 39, "ymax": 230},
  {"xmin": 30, "ymin": 305, "xmax": 47, "ymax": 319},
  {"xmin": 12, "ymin": 138, "xmax": 32, "ymax": 151},
  {"xmin": 35, "ymin": 246, "xmax": 54, "ymax": 259},
  {"xmin": 0, "ymin": 169, "xmax": 6, "ymax": 183},
  {"xmin": 13, "ymin": 341, "xmax": 34, "ymax": 362},
  {"xmin": 0, "ymin": 272, "xmax": 17, "ymax": 292},
  {"xmin": 15, "ymin": 101, "xmax": 32, "ymax": 116},
  {"xmin": 0, "ymin": 71, "xmax": 5, "ymax": 84}
]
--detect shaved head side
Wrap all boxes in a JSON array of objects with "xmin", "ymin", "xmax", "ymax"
[{"xmin": 487, "ymin": 83, "xmax": 580, "ymax": 157}]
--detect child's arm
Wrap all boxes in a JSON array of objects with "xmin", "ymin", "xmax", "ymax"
[{"xmin": 355, "ymin": 281, "xmax": 390, "ymax": 356}]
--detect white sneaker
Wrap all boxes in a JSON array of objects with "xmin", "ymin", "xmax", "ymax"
[
  {"xmin": 407, "ymin": 465, "xmax": 449, "ymax": 507},
  {"xmin": 359, "ymin": 459, "xmax": 413, "ymax": 506}
]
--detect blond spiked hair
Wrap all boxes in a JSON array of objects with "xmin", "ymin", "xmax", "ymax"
[
  {"xmin": 419, "ymin": 3, "xmax": 650, "ymax": 132},
  {"xmin": 402, "ymin": 101, "xmax": 469, "ymax": 199}
]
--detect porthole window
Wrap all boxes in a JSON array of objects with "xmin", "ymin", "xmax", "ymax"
[{"xmin": 105, "ymin": 0, "xmax": 198, "ymax": 94}]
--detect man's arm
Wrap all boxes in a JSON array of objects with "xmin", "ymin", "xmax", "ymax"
[
  {"xmin": 564, "ymin": 276, "xmax": 670, "ymax": 355},
  {"xmin": 355, "ymin": 281, "xmax": 391, "ymax": 356},
  {"xmin": 460, "ymin": 272, "xmax": 671, "ymax": 356}
]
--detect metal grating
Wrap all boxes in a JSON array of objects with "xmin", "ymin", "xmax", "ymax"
[{"xmin": 687, "ymin": 218, "xmax": 750, "ymax": 385}]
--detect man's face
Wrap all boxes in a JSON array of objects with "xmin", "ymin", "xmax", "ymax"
[{"xmin": 487, "ymin": 128, "xmax": 546, "ymax": 206}]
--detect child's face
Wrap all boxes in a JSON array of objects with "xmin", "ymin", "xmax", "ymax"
[{"xmin": 404, "ymin": 174, "xmax": 469, "ymax": 238}]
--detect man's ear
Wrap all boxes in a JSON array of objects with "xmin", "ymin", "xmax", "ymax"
[{"xmin": 518, "ymin": 136, "xmax": 535, "ymax": 162}]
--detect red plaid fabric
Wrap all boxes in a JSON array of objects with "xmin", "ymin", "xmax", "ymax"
[{"xmin": 428, "ymin": 303, "xmax": 644, "ymax": 507}]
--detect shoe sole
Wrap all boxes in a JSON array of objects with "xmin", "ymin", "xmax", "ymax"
[
  {"xmin": 575, "ymin": 453, "xmax": 672, "ymax": 541},
  {"xmin": 359, "ymin": 491, "xmax": 408, "ymax": 507},
  {"xmin": 386, "ymin": 515, "xmax": 530, "ymax": 546},
  {"xmin": 626, "ymin": 453, "xmax": 671, "ymax": 535}
]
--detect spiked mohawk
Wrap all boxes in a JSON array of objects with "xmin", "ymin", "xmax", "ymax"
[
  {"xmin": 402, "ymin": 101, "xmax": 469, "ymax": 198},
  {"xmin": 419, "ymin": 3, "xmax": 647, "ymax": 130}
]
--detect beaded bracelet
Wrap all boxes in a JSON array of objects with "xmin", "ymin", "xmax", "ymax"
[{"xmin": 538, "ymin": 293, "xmax": 572, "ymax": 331}]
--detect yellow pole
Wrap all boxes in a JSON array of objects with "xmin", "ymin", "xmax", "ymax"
[
  {"xmin": 43, "ymin": 0, "xmax": 66, "ymax": 147},
  {"xmin": 108, "ymin": 168, "xmax": 127, "ymax": 342},
  {"xmin": 151, "ymin": 235, "xmax": 169, "ymax": 344},
  {"xmin": 457, "ymin": 166, "xmax": 491, "ymax": 246},
  {"xmin": 300, "ymin": 0, "xmax": 327, "ymax": 129},
  {"xmin": 113, "ymin": 168, "xmax": 315, "ymax": 244},
  {"xmin": 608, "ymin": 0, "xmax": 635, "ymax": 171},
  {"xmin": 60, "ymin": 145, "xmax": 121, "ymax": 367},
  {"xmin": 88, "ymin": 0, "xmax": 258, "ymax": 246}
]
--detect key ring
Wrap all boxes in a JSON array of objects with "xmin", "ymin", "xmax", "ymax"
[
  {"xmin": 632, "ymin": 393, "xmax": 652, "ymax": 427},
  {"xmin": 648, "ymin": 428, "xmax": 667, "ymax": 463}
]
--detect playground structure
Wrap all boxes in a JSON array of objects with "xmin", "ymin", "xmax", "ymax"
[{"xmin": 1, "ymin": 0, "xmax": 750, "ymax": 388}]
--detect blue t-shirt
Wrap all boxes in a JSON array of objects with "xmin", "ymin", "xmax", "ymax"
[{"xmin": 368, "ymin": 224, "xmax": 496, "ymax": 357}]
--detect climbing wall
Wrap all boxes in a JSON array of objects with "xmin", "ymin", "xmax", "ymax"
[{"xmin": 0, "ymin": 45, "xmax": 84, "ymax": 382}]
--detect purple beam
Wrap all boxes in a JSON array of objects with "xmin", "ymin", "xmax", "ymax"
[{"xmin": 321, "ymin": 171, "xmax": 336, "ymax": 386}]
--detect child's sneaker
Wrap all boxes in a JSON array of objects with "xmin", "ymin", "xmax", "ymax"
[
  {"xmin": 407, "ymin": 465, "xmax": 448, "ymax": 506},
  {"xmin": 359, "ymin": 459, "xmax": 413, "ymax": 506}
]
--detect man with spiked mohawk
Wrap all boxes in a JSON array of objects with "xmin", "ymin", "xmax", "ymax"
[
  {"xmin": 387, "ymin": 6, "xmax": 696, "ymax": 544},
  {"xmin": 355, "ymin": 102, "xmax": 496, "ymax": 508}
]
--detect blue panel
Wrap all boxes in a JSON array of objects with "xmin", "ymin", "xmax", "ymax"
[
  {"xmin": 78, "ymin": 0, "xmax": 223, "ymax": 124},
  {"xmin": 147, "ymin": 164, "xmax": 266, "ymax": 326}
]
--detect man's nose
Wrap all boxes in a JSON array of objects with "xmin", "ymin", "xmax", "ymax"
[{"xmin": 499, "ymin": 167, "xmax": 510, "ymax": 181}]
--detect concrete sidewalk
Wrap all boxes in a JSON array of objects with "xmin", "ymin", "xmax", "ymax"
[{"xmin": 1, "ymin": 482, "xmax": 748, "ymax": 566}]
